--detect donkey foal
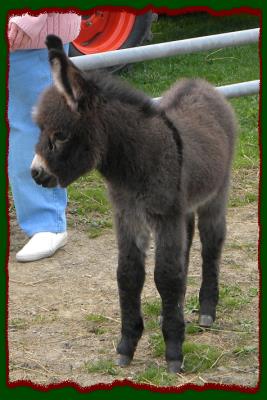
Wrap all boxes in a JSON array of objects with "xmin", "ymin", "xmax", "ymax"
[{"xmin": 31, "ymin": 35, "xmax": 237, "ymax": 373}]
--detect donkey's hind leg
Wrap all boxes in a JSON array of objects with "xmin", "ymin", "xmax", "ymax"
[
  {"xmin": 115, "ymin": 211, "xmax": 150, "ymax": 367},
  {"xmin": 197, "ymin": 194, "xmax": 227, "ymax": 327},
  {"xmin": 158, "ymin": 212, "xmax": 195, "ymax": 327},
  {"xmin": 154, "ymin": 214, "xmax": 187, "ymax": 373}
]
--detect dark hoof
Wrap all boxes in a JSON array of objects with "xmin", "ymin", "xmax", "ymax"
[
  {"xmin": 167, "ymin": 360, "xmax": 182, "ymax": 374},
  {"xmin": 199, "ymin": 314, "xmax": 214, "ymax": 328},
  {"xmin": 116, "ymin": 354, "xmax": 132, "ymax": 368}
]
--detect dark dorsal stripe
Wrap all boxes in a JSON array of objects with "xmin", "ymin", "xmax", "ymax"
[{"xmin": 160, "ymin": 110, "xmax": 183, "ymax": 168}]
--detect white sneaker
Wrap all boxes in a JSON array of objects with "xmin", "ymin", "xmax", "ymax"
[{"xmin": 16, "ymin": 232, "xmax": 68, "ymax": 262}]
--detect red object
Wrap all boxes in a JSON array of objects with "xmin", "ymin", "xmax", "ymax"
[{"xmin": 72, "ymin": 11, "xmax": 136, "ymax": 54}]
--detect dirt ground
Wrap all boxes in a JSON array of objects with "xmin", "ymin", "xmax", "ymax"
[{"xmin": 7, "ymin": 202, "xmax": 259, "ymax": 389}]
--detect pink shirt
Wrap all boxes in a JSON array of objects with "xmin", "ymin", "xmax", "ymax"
[{"xmin": 9, "ymin": 13, "xmax": 81, "ymax": 50}]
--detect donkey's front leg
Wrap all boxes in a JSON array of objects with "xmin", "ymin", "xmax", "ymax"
[
  {"xmin": 115, "ymin": 212, "xmax": 150, "ymax": 367},
  {"xmin": 154, "ymin": 215, "xmax": 187, "ymax": 373}
]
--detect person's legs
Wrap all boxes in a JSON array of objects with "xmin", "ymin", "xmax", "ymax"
[{"xmin": 8, "ymin": 48, "xmax": 68, "ymax": 261}]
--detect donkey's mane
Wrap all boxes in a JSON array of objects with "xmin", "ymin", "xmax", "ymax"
[{"xmin": 84, "ymin": 70, "xmax": 158, "ymax": 116}]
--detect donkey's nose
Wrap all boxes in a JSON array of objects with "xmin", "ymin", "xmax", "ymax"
[
  {"xmin": 31, "ymin": 166, "xmax": 57, "ymax": 188},
  {"xmin": 31, "ymin": 166, "xmax": 47, "ymax": 184},
  {"xmin": 31, "ymin": 167, "xmax": 42, "ymax": 180}
]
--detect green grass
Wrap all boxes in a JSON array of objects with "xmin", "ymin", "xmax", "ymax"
[
  {"xmin": 9, "ymin": 318, "xmax": 28, "ymax": 331},
  {"xmin": 231, "ymin": 96, "xmax": 259, "ymax": 171},
  {"xmin": 143, "ymin": 299, "xmax": 162, "ymax": 330},
  {"xmin": 183, "ymin": 341, "xmax": 222, "ymax": 372},
  {"xmin": 149, "ymin": 333, "xmax": 165, "ymax": 357},
  {"xmin": 85, "ymin": 360, "xmax": 118, "ymax": 376},
  {"xmin": 67, "ymin": 13, "xmax": 259, "ymax": 236},
  {"xmin": 122, "ymin": 44, "xmax": 259, "ymax": 97},
  {"xmin": 143, "ymin": 299, "xmax": 162, "ymax": 317},
  {"xmin": 32, "ymin": 314, "xmax": 57, "ymax": 324},
  {"xmin": 85, "ymin": 313, "xmax": 108, "ymax": 323},
  {"xmin": 121, "ymin": 14, "xmax": 259, "ymax": 94},
  {"xmin": 218, "ymin": 284, "xmax": 251, "ymax": 310},
  {"xmin": 229, "ymin": 191, "xmax": 258, "ymax": 207},
  {"xmin": 185, "ymin": 294, "xmax": 199, "ymax": 314},
  {"xmin": 68, "ymin": 171, "xmax": 113, "ymax": 237},
  {"xmin": 237, "ymin": 319, "xmax": 254, "ymax": 333},
  {"xmin": 185, "ymin": 323, "xmax": 203, "ymax": 335},
  {"xmin": 233, "ymin": 344, "xmax": 257, "ymax": 357},
  {"xmin": 248, "ymin": 287, "xmax": 258, "ymax": 297},
  {"xmin": 151, "ymin": 13, "xmax": 259, "ymax": 44},
  {"xmin": 10, "ymin": 315, "xmax": 58, "ymax": 330},
  {"xmin": 134, "ymin": 364, "xmax": 177, "ymax": 386},
  {"xmin": 148, "ymin": 333, "xmax": 222, "ymax": 373},
  {"xmin": 85, "ymin": 313, "xmax": 110, "ymax": 335}
]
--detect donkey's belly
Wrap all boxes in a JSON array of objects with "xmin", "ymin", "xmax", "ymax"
[{"xmin": 186, "ymin": 189, "xmax": 218, "ymax": 213}]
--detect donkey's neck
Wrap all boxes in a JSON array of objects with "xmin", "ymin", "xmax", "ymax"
[{"xmin": 97, "ymin": 105, "xmax": 155, "ymax": 190}]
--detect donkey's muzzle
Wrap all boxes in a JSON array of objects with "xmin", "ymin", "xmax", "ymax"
[{"xmin": 31, "ymin": 167, "xmax": 58, "ymax": 188}]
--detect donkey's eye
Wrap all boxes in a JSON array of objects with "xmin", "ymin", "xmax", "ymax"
[
  {"xmin": 54, "ymin": 131, "xmax": 69, "ymax": 142},
  {"xmin": 48, "ymin": 138, "xmax": 55, "ymax": 151}
]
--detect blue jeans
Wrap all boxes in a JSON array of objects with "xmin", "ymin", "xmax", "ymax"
[{"xmin": 8, "ymin": 47, "xmax": 68, "ymax": 236}]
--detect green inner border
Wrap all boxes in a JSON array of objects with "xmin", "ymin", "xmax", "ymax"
[{"xmin": 1, "ymin": 1, "xmax": 265, "ymax": 399}]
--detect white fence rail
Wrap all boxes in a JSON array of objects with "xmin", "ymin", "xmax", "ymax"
[
  {"xmin": 70, "ymin": 28, "xmax": 260, "ymax": 98},
  {"xmin": 153, "ymin": 80, "xmax": 260, "ymax": 101}
]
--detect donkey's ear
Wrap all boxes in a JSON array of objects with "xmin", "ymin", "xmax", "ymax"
[{"xmin": 45, "ymin": 35, "xmax": 86, "ymax": 112}]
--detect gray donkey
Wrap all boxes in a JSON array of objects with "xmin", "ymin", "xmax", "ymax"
[{"xmin": 31, "ymin": 35, "xmax": 237, "ymax": 373}]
